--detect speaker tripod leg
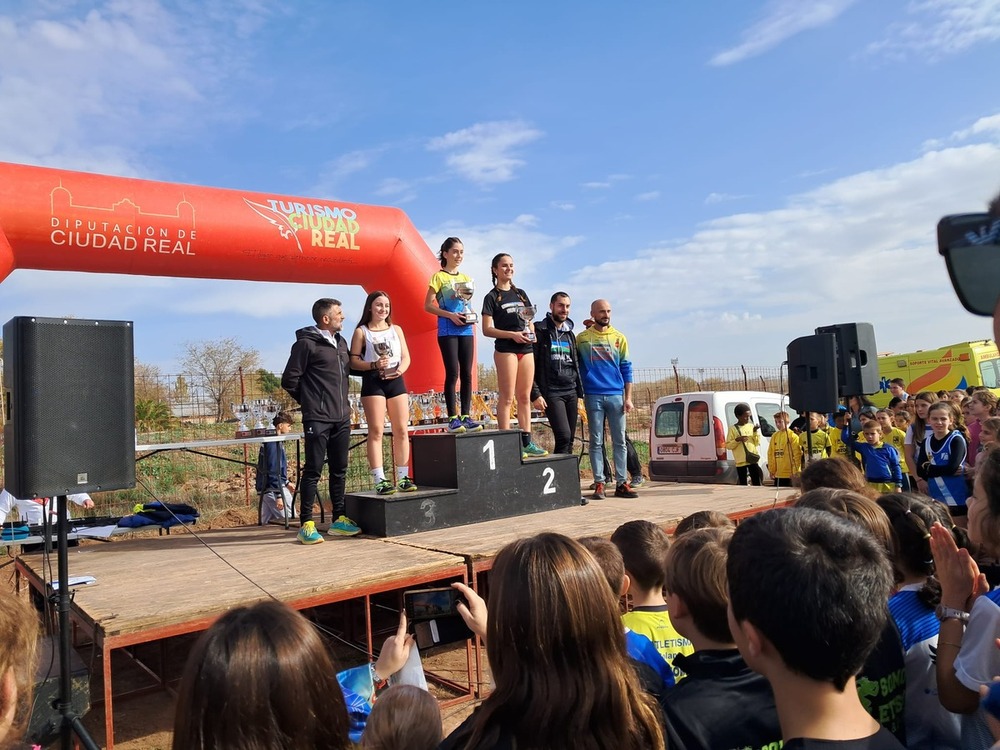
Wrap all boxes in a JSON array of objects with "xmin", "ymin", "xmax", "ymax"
[{"xmin": 55, "ymin": 496, "xmax": 99, "ymax": 750}]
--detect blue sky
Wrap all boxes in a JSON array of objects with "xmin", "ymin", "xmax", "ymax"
[{"xmin": 1, "ymin": 0, "xmax": 999, "ymax": 376}]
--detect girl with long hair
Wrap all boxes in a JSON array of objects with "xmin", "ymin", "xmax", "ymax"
[
  {"xmin": 481, "ymin": 253, "xmax": 547, "ymax": 458},
  {"xmin": 172, "ymin": 600, "xmax": 352, "ymax": 750},
  {"xmin": 931, "ymin": 447, "xmax": 1000, "ymax": 749},
  {"xmin": 350, "ymin": 291, "xmax": 416, "ymax": 494},
  {"xmin": 967, "ymin": 390, "xmax": 997, "ymax": 464},
  {"xmin": 877, "ymin": 492, "xmax": 967, "ymax": 750},
  {"xmin": 847, "ymin": 394, "xmax": 878, "ymax": 434},
  {"xmin": 424, "ymin": 237, "xmax": 483, "ymax": 433},
  {"xmin": 173, "ymin": 600, "xmax": 414, "ymax": 749},
  {"xmin": 907, "ymin": 392, "xmax": 940, "ymax": 496},
  {"xmin": 443, "ymin": 533, "xmax": 666, "ymax": 750},
  {"xmin": 0, "ymin": 588, "xmax": 38, "ymax": 749},
  {"xmin": 917, "ymin": 401, "xmax": 970, "ymax": 513}
]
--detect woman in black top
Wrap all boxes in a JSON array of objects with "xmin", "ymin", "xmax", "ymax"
[{"xmin": 481, "ymin": 253, "xmax": 547, "ymax": 457}]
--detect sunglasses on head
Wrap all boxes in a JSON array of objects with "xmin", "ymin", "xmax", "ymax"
[{"xmin": 938, "ymin": 213, "xmax": 1000, "ymax": 316}]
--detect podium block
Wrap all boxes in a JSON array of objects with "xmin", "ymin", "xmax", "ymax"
[{"xmin": 345, "ymin": 431, "xmax": 583, "ymax": 536}]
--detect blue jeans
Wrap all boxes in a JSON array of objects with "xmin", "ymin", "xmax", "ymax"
[{"xmin": 585, "ymin": 394, "xmax": 626, "ymax": 485}]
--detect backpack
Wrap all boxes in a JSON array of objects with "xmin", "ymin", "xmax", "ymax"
[{"xmin": 603, "ymin": 434, "xmax": 642, "ymax": 480}]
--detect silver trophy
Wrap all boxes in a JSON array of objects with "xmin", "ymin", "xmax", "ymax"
[
  {"xmin": 260, "ymin": 398, "xmax": 279, "ymax": 436},
  {"xmin": 453, "ymin": 280, "xmax": 478, "ymax": 324},
  {"xmin": 248, "ymin": 399, "xmax": 267, "ymax": 436},
  {"xmin": 231, "ymin": 401, "xmax": 252, "ymax": 438},
  {"xmin": 372, "ymin": 338, "xmax": 397, "ymax": 378},
  {"xmin": 517, "ymin": 305, "xmax": 537, "ymax": 342}
]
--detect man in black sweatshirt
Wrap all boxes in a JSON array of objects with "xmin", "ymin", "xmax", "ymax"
[
  {"xmin": 281, "ymin": 298, "xmax": 361, "ymax": 543},
  {"xmin": 530, "ymin": 291, "xmax": 584, "ymax": 456}
]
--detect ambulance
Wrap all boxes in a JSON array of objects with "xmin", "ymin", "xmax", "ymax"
[{"xmin": 872, "ymin": 340, "xmax": 1000, "ymax": 407}]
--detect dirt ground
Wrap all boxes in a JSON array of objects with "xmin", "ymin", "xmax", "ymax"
[{"xmin": 2, "ymin": 504, "xmax": 483, "ymax": 749}]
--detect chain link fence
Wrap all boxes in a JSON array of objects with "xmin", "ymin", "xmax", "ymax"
[{"xmin": 0, "ymin": 364, "xmax": 785, "ymax": 516}]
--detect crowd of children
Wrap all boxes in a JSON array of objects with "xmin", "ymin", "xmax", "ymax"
[{"xmin": 765, "ymin": 382, "xmax": 991, "ymax": 511}]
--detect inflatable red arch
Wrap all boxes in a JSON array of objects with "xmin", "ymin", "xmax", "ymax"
[{"xmin": 0, "ymin": 161, "xmax": 445, "ymax": 392}]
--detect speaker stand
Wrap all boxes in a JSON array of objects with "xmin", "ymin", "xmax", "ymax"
[
  {"xmin": 54, "ymin": 495, "xmax": 99, "ymax": 750},
  {"xmin": 804, "ymin": 413, "xmax": 814, "ymax": 463}
]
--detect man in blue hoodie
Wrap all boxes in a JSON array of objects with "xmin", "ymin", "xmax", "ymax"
[
  {"xmin": 576, "ymin": 299, "xmax": 638, "ymax": 500},
  {"xmin": 281, "ymin": 298, "xmax": 361, "ymax": 544}
]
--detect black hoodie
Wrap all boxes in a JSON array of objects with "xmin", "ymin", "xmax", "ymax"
[
  {"xmin": 530, "ymin": 312, "xmax": 584, "ymax": 401},
  {"xmin": 281, "ymin": 326, "xmax": 351, "ymax": 423}
]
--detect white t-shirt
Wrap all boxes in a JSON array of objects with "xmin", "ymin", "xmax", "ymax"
[
  {"xmin": 0, "ymin": 489, "xmax": 92, "ymax": 526},
  {"xmin": 954, "ymin": 591, "xmax": 1000, "ymax": 750}
]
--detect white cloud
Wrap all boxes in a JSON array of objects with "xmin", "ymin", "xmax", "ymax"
[
  {"xmin": 635, "ymin": 191, "xmax": 661, "ymax": 202},
  {"xmin": 374, "ymin": 177, "xmax": 418, "ymax": 204},
  {"xmin": 0, "ymin": 1, "xmax": 271, "ymax": 174},
  {"xmin": 582, "ymin": 174, "xmax": 632, "ymax": 191},
  {"xmin": 721, "ymin": 311, "xmax": 764, "ymax": 323},
  {"xmin": 923, "ymin": 112, "xmax": 1000, "ymax": 149},
  {"xmin": 422, "ymin": 215, "xmax": 583, "ymax": 294},
  {"xmin": 550, "ymin": 200, "xmax": 576, "ymax": 211},
  {"xmin": 426, "ymin": 120, "xmax": 543, "ymax": 185},
  {"xmin": 710, "ymin": 0, "xmax": 860, "ymax": 66},
  {"xmin": 705, "ymin": 192, "xmax": 748, "ymax": 205},
  {"xmin": 308, "ymin": 148, "xmax": 390, "ymax": 199},
  {"xmin": 561, "ymin": 140, "xmax": 1000, "ymax": 367},
  {"xmin": 867, "ymin": 0, "xmax": 1000, "ymax": 60}
]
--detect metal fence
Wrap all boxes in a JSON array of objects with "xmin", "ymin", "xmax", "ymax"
[
  {"xmin": 128, "ymin": 365, "xmax": 786, "ymax": 442},
  {"xmin": 0, "ymin": 364, "xmax": 786, "ymax": 516}
]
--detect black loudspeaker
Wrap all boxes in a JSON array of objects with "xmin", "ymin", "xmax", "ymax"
[
  {"xmin": 815, "ymin": 322, "xmax": 880, "ymax": 397},
  {"xmin": 787, "ymin": 333, "xmax": 840, "ymax": 413},
  {"xmin": 3, "ymin": 317, "xmax": 136, "ymax": 497}
]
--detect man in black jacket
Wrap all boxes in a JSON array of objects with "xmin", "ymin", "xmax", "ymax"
[
  {"xmin": 530, "ymin": 291, "xmax": 584, "ymax": 456},
  {"xmin": 281, "ymin": 298, "xmax": 361, "ymax": 543}
]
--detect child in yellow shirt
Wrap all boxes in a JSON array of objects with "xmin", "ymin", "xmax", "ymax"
[
  {"xmin": 800, "ymin": 412, "xmax": 831, "ymax": 469},
  {"xmin": 827, "ymin": 408, "xmax": 850, "ymax": 460},
  {"xmin": 611, "ymin": 520, "xmax": 694, "ymax": 681},
  {"xmin": 767, "ymin": 411, "xmax": 801, "ymax": 487}
]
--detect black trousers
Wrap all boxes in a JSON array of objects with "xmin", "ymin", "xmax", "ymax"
[
  {"xmin": 544, "ymin": 390, "xmax": 579, "ymax": 455},
  {"xmin": 300, "ymin": 419, "xmax": 351, "ymax": 524},
  {"xmin": 737, "ymin": 463, "xmax": 763, "ymax": 486},
  {"xmin": 438, "ymin": 336, "xmax": 475, "ymax": 417}
]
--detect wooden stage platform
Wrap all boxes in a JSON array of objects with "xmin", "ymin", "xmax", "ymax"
[{"xmin": 14, "ymin": 481, "xmax": 794, "ymax": 748}]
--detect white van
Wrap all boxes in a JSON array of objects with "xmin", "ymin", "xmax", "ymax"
[{"xmin": 648, "ymin": 391, "xmax": 791, "ymax": 484}]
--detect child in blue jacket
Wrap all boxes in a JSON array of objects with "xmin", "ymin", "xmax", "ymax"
[
  {"xmin": 842, "ymin": 421, "xmax": 902, "ymax": 494},
  {"xmin": 256, "ymin": 411, "xmax": 295, "ymax": 523}
]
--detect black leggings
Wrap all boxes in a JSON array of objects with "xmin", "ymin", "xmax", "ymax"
[{"xmin": 438, "ymin": 336, "xmax": 475, "ymax": 417}]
